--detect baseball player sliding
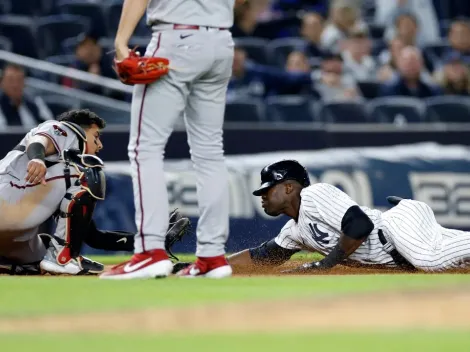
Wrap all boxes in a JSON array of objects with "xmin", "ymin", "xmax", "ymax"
[
  {"xmin": 224, "ymin": 160, "xmax": 470, "ymax": 273},
  {"xmin": 102, "ymin": 0, "xmax": 246, "ymax": 280},
  {"xmin": 0, "ymin": 109, "xmax": 189, "ymax": 276}
]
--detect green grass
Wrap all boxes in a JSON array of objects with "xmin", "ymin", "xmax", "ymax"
[
  {"xmin": 1, "ymin": 274, "xmax": 469, "ymax": 318},
  {"xmin": 90, "ymin": 251, "xmax": 324, "ymax": 265},
  {"xmin": 2, "ymin": 254, "xmax": 470, "ymax": 351},
  {"xmin": 2, "ymin": 331, "xmax": 470, "ymax": 352}
]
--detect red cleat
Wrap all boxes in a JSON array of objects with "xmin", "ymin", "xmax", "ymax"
[
  {"xmin": 176, "ymin": 255, "xmax": 232, "ymax": 278},
  {"xmin": 99, "ymin": 249, "xmax": 173, "ymax": 280}
]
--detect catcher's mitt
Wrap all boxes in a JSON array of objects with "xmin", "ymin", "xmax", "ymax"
[
  {"xmin": 113, "ymin": 49, "xmax": 170, "ymax": 85},
  {"xmin": 164, "ymin": 209, "xmax": 191, "ymax": 261}
]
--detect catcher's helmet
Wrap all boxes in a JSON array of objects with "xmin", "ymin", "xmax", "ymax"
[{"xmin": 252, "ymin": 160, "xmax": 310, "ymax": 196}]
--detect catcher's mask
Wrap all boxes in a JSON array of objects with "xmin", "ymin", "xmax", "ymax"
[{"xmin": 61, "ymin": 149, "xmax": 106, "ymax": 200}]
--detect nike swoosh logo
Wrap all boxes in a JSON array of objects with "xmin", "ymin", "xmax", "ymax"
[
  {"xmin": 180, "ymin": 34, "xmax": 193, "ymax": 39},
  {"xmin": 116, "ymin": 237, "xmax": 127, "ymax": 244},
  {"xmin": 123, "ymin": 258, "xmax": 153, "ymax": 273}
]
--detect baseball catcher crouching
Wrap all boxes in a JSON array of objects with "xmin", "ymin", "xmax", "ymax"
[{"xmin": 0, "ymin": 149, "xmax": 190, "ymax": 276}]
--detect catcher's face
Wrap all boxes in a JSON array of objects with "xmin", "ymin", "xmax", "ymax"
[{"xmin": 85, "ymin": 124, "xmax": 103, "ymax": 155}]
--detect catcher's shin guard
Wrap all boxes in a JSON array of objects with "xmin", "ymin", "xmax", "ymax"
[
  {"xmin": 0, "ymin": 258, "xmax": 41, "ymax": 275},
  {"xmin": 55, "ymin": 190, "xmax": 96, "ymax": 265}
]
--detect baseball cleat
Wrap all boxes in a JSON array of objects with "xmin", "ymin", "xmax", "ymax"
[
  {"xmin": 40, "ymin": 237, "xmax": 104, "ymax": 275},
  {"xmin": 175, "ymin": 255, "xmax": 232, "ymax": 278},
  {"xmin": 99, "ymin": 249, "xmax": 173, "ymax": 280}
]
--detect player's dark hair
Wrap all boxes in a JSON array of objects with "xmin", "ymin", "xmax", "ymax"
[{"xmin": 56, "ymin": 109, "xmax": 106, "ymax": 129}]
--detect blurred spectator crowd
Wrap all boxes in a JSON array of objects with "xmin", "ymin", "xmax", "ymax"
[{"xmin": 0, "ymin": 0, "xmax": 470, "ymax": 127}]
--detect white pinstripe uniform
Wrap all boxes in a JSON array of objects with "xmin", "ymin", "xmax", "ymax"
[
  {"xmin": 0, "ymin": 121, "xmax": 82, "ymax": 263},
  {"xmin": 275, "ymin": 183, "xmax": 470, "ymax": 271}
]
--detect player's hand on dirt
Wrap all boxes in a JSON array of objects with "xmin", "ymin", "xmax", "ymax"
[
  {"xmin": 281, "ymin": 261, "xmax": 325, "ymax": 274},
  {"xmin": 26, "ymin": 159, "xmax": 47, "ymax": 185}
]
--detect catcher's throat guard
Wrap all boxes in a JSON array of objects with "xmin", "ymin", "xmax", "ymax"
[{"xmin": 61, "ymin": 149, "xmax": 106, "ymax": 200}]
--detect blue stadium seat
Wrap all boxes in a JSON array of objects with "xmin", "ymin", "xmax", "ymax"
[
  {"xmin": 58, "ymin": 0, "xmax": 108, "ymax": 38},
  {"xmin": 0, "ymin": 0, "xmax": 9, "ymax": 15},
  {"xmin": 225, "ymin": 98, "xmax": 265, "ymax": 122},
  {"xmin": 30, "ymin": 54, "xmax": 75, "ymax": 83},
  {"xmin": 105, "ymin": 0, "xmax": 122, "ymax": 36},
  {"xmin": 368, "ymin": 97, "xmax": 426, "ymax": 123},
  {"xmin": 357, "ymin": 80, "xmax": 381, "ymax": 100},
  {"xmin": 368, "ymin": 24, "xmax": 385, "ymax": 39},
  {"xmin": 423, "ymin": 41, "xmax": 450, "ymax": 67},
  {"xmin": 265, "ymin": 95, "xmax": 316, "ymax": 122},
  {"xmin": 266, "ymin": 37, "xmax": 307, "ymax": 67},
  {"xmin": 319, "ymin": 101, "xmax": 370, "ymax": 123},
  {"xmin": 254, "ymin": 15, "xmax": 301, "ymax": 40},
  {"xmin": 2, "ymin": 0, "xmax": 39, "ymax": 15},
  {"xmin": 234, "ymin": 37, "xmax": 269, "ymax": 65},
  {"xmin": 80, "ymin": 103, "xmax": 129, "ymax": 124},
  {"xmin": 0, "ymin": 15, "xmax": 39, "ymax": 58},
  {"xmin": 37, "ymin": 15, "xmax": 90, "ymax": 57},
  {"xmin": 425, "ymin": 96, "xmax": 470, "ymax": 123},
  {"xmin": 98, "ymin": 36, "xmax": 148, "ymax": 56},
  {"xmin": 0, "ymin": 35, "xmax": 11, "ymax": 51},
  {"xmin": 41, "ymin": 95, "xmax": 80, "ymax": 117},
  {"xmin": 38, "ymin": 0, "xmax": 58, "ymax": 15}
]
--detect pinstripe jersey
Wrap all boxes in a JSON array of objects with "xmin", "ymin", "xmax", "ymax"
[
  {"xmin": 146, "ymin": 0, "xmax": 235, "ymax": 28},
  {"xmin": 381, "ymin": 199, "xmax": 470, "ymax": 271},
  {"xmin": 275, "ymin": 183, "xmax": 395, "ymax": 266}
]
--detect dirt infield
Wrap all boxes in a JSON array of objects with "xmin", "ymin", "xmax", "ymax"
[{"xmin": 1, "ymin": 285, "xmax": 470, "ymax": 333}]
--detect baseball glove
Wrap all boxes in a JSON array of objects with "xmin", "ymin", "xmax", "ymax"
[
  {"xmin": 113, "ymin": 49, "xmax": 170, "ymax": 85},
  {"xmin": 165, "ymin": 209, "xmax": 192, "ymax": 261}
]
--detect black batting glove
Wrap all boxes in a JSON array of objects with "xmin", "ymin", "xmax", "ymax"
[{"xmin": 281, "ymin": 261, "xmax": 328, "ymax": 274}]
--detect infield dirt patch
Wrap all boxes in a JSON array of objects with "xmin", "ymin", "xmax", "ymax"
[{"xmin": 1, "ymin": 285, "xmax": 470, "ymax": 334}]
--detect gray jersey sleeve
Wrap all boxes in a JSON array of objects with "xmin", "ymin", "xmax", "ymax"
[
  {"xmin": 33, "ymin": 122, "xmax": 79, "ymax": 161},
  {"xmin": 301, "ymin": 183, "xmax": 359, "ymax": 233}
]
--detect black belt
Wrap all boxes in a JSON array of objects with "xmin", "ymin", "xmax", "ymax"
[
  {"xmin": 13, "ymin": 144, "xmax": 58, "ymax": 168},
  {"xmin": 378, "ymin": 229, "xmax": 416, "ymax": 271}
]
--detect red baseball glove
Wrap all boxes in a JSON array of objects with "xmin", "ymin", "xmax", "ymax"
[{"xmin": 113, "ymin": 49, "xmax": 170, "ymax": 85}]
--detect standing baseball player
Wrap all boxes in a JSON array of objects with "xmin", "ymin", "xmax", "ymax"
[
  {"xmin": 101, "ymin": 0, "xmax": 245, "ymax": 280},
  {"xmin": 227, "ymin": 160, "xmax": 470, "ymax": 273}
]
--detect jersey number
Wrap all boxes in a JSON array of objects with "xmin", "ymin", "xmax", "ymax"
[{"xmin": 308, "ymin": 223, "xmax": 330, "ymax": 245}]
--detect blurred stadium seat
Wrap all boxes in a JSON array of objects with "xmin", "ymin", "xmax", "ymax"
[
  {"xmin": 0, "ymin": 15, "xmax": 39, "ymax": 58},
  {"xmin": 0, "ymin": 35, "xmax": 11, "ymax": 51},
  {"xmin": 105, "ymin": 0, "xmax": 122, "ymax": 36},
  {"xmin": 80, "ymin": 103, "xmax": 129, "ymax": 124},
  {"xmin": 367, "ymin": 24, "xmax": 385, "ymax": 39},
  {"xmin": 29, "ymin": 54, "xmax": 75, "ymax": 83},
  {"xmin": 41, "ymin": 95, "xmax": 80, "ymax": 116},
  {"xmin": 37, "ymin": 14, "xmax": 90, "ymax": 57},
  {"xmin": 423, "ymin": 41, "xmax": 450, "ymax": 68},
  {"xmin": 58, "ymin": 0, "xmax": 108, "ymax": 38},
  {"xmin": 3, "ymin": 0, "xmax": 39, "ymax": 16},
  {"xmin": 425, "ymin": 96, "xmax": 470, "ymax": 123},
  {"xmin": 357, "ymin": 81, "xmax": 381, "ymax": 100},
  {"xmin": 319, "ymin": 101, "xmax": 370, "ymax": 123},
  {"xmin": 368, "ymin": 97, "xmax": 426, "ymax": 123},
  {"xmin": 266, "ymin": 37, "xmax": 307, "ymax": 67},
  {"xmin": 265, "ymin": 95, "xmax": 316, "ymax": 122},
  {"xmin": 225, "ymin": 98, "xmax": 265, "ymax": 122},
  {"xmin": 234, "ymin": 37, "xmax": 269, "ymax": 65}
]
